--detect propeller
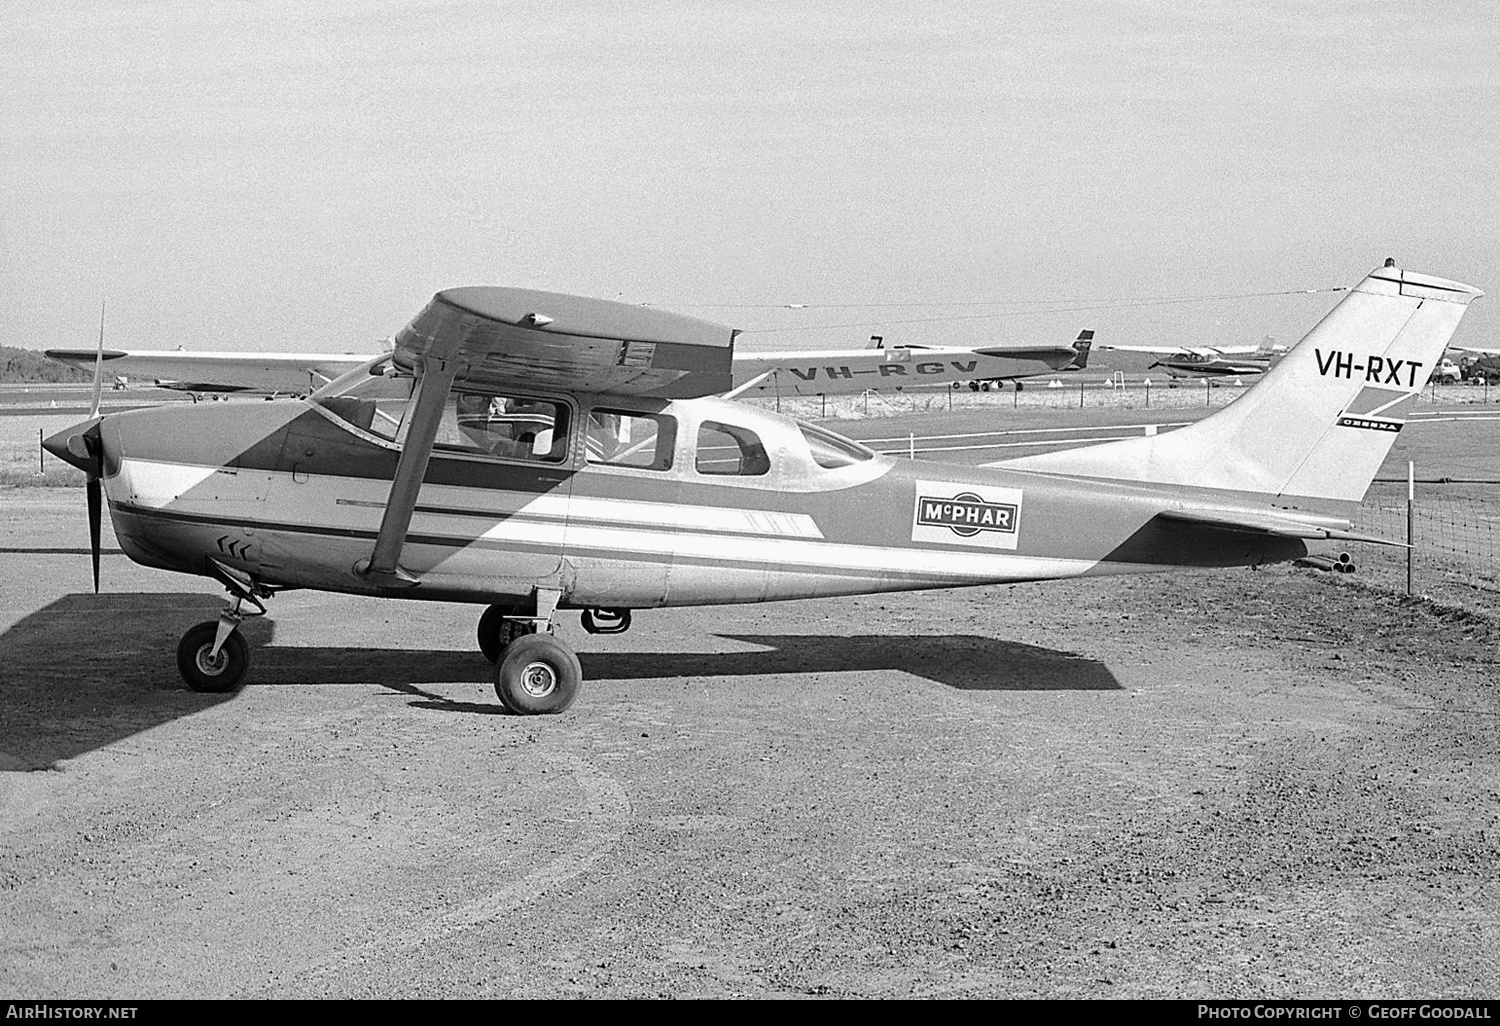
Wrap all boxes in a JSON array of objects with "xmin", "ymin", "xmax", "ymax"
[
  {"xmin": 85, "ymin": 302, "xmax": 104, "ymax": 592},
  {"xmin": 40, "ymin": 302, "xmax": 108, "ymax": 592}
]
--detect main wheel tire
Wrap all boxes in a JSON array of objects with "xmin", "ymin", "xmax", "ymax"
[
  {"xmin": 176, "ymin": 621, "xmax": 250, "ymax": 693},
  {"xmin": 477, "ymin": 605, "xmax": 536, "ymax": 663},
  {"xmin": 495, "ymin": 633, "xmax": 582, "ymax": 715}
]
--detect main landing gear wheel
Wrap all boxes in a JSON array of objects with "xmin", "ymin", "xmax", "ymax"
[
  {"xmin": 176, "ymin": 621, "xmax": 250, "ymax": 694},
  {"xmin": 477, "ymin": 604, "xmax": 537, "ymax": 663},
  {"xmin": 495, "ymin": 633, "xmax": 582, "ymax": 715}
]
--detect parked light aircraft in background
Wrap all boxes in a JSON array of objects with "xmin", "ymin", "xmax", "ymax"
[
  {"xmin": 1450, "ymin": 346, "xmax": 1500, "ymax": 384},
  {"xmin": 1099, "ymin": 340, "xmax": 1288, "ymax": 380},
  {"xmin": 42, "ymin": 262, "xmax": 1480, "ymax": 714},
  {"xmin": 44, "ymin": 328, "xmax": 1094, "ymax": 399}
]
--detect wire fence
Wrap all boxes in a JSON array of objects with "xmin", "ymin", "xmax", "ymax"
[
  {"xmin": 1354, "ymin": 484, "xmax": 1500, "ymax": 566},
  {"xmin": 1346, "ymin": 482, "xmax": 1500, "ymax": 617}
]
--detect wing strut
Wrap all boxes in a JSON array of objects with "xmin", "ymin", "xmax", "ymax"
[{"xmin": 356, "ymin": 356, "xmax": 459, "ymax": 587}]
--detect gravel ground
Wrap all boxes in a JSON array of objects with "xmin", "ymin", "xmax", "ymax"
[{"xmin": 2, "ymin": 487, "xmax": 1498, "ymax": 998}]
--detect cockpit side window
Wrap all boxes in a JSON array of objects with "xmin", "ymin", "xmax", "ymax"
[
  {"xmin": 437, "ymin": 391, "xmax": 571, "ymax": 463},
  {"xmin": 696, "ymin": 421, "xmax": 770, "ymax": 476},
  {"xmin": 798, "ymin": 422, "xmax": 875, "ymax": 469},
  {"xmin": 586, "ymin": 409, "xmax": 676, "ymax": 470}
]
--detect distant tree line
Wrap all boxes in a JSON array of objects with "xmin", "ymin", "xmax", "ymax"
[{"xmin": 0, "ymin": 346, "xmax": 91, "ymax": 383}]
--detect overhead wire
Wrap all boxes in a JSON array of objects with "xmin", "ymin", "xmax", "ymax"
[{"xmin": 665, "ymin": 286, "xmax": 1348, "ymax": 335}]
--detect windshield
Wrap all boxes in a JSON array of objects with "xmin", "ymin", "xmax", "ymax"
[{"xmin": 312, "ymin": 357, "xmax": 415, "ymax": 441}]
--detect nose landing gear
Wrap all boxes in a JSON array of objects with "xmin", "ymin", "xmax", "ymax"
[
  {"xmin": 177, "ymin": 619, "xmax": 251, "ymax": 693},
  {"xmin": 177, "ymin": 561, "xmax": 271, "ymax": 694}
]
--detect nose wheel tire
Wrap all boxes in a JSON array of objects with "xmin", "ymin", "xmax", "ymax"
[
  {"xmin": 495, "ymin": 633, "xmax": 582, "ymax": 715},
  {"xmin": 477, "ymin": 604, "xmax": 537, "ymax": 663},
  {"xmin": 177, "ymin": 621, "xmax": 250, "ymax": 693}
]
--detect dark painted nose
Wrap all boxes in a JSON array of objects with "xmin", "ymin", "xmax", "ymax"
[{"xmin": 42, "ymin": 417, "xmax": 104, "ymax": 476}]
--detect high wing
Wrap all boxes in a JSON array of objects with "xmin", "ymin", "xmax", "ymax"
[
  {"xmin": 1449, "ymin": 345, "xmax": 1500, "ymax": 356},
  {"xmin": 390, "ymin": 286, "xmax": 736, "ymax": 398},
  {"xmin": 42, "ymin": 348, "xmax": 371, "ymax": 394},
  {"xmin": 358, "ymin": 287, "xmax": 738, "ymax": 587},
  {"xmin": 46, "ymin": 315, "xmax": 1090, "ymax": 398}
]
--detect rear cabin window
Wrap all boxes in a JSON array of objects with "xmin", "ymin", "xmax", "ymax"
[
  {"xmin": 437, "ymin": 392, "xmax": 570, "ymax": 462},
  {"xmin": 799, "ymin": 422, "xmax": 875, "ymax": 469},
  {"xmin": 696, "ymin": 421, "xmax": 770, "ymax": 476},
  {"xmin": 586, "ymin": 409, "xmax": 675, "ymax": 470}
]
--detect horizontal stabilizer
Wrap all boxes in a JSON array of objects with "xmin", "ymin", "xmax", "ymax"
[{"xmin": 1159, "ymin": 508, "xmax": 1407, "ymax": 547}]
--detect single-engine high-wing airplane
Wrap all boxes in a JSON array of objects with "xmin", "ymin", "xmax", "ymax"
[
  {"xmin": 44, "ymin": 327, "xmax": 1093, "ymax": 398},
  {"xmin": 42, "ymin": 261, "xmax": 1481, "ymax": 714},
  {"xmin": 1100, "ymin": 340, "xmax": 1287, "ymax": 380},
  {"xmin": 1449, "ymin": 346, "xmax": 1500, "ymax": 384}
]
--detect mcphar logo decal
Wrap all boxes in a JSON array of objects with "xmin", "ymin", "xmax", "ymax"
[
  {"xmin": 917, "ymin": 493, "xmax": 1017, "ymax": 536},
  {"xmin": 912, "ymin": 481, "xmax": 1023, "ymax": 549}
]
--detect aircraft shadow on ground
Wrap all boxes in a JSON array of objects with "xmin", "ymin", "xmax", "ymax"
[
  {"xmin": 260, "ymin": 633, "xmax": 1120, "ymax": 716},
  {"xmin": 584, "ymin": 634, "xmax": 1121, "ymax": 693},
  {"xmin": 0, "ymin": 592, "xmax": 246, "ymax": 772},
  {"xmin": 246, "ymin": 632, "xmax": 1119, "ymax": 702},
  {"xmin": 0, "ymin": 596, "xmax": 1119, "ymax": 769}
]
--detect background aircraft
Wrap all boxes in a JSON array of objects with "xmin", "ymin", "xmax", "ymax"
[
  {"xmin": 1450, "ymin": 346, "xmax": 1500, "ymax": 384},
  {"xmin": 41, "ymin": 263, "xmax": 1480, "ymax": 715},
  {"xmin": 44, "ymin": 327, "xmax": 1094, "ymax": 399},
  {"xmin": 1099, "ymin": 340, "xmax": 1288, "ymax": 380}
]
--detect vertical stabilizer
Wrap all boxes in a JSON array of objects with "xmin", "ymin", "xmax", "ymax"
[
  {"xmin": 1068, "ymin": 330, "xmax": 1094, "ymax": 370},
  {"xmin": 998, "ymin": 262, "xmax": 1483, "ymax": 512}
]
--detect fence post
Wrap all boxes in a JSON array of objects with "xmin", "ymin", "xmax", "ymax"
[
  {"xmin": 1407, "ymin": 461, "xmax": 1415, "ymax": 596},
  {"xmin": 1079, "ymin": 380, "xmax": 1085, "ymax": 409},
  {"xmin": 39, "ymin": 427, "xmax": 44, "ymax": 474},
  {"xmin": 1205, "ymin": 378, "xmax": 1211, "ymax": 406},
  {"xmin": 1144, "ymin": 378, "xmax": 1151, "ymax": 408}
]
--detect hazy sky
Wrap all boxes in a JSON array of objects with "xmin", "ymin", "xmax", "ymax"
[{"xmin": 4, "ymin": 1, "xmax": 1497, "ymax": 356}]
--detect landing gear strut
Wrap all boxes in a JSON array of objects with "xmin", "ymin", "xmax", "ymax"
[{"xmin": 479, "ymin": 589, "xmax": 583, "ymax": 714}]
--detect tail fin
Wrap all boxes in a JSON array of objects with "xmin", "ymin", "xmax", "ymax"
[
  {"xmin": 999, "ymin": 262, "xmax": 1482, "ymax": 513},
  {"xmin": 1067, "ymin": 330, "xmax": 1094, "ymax": 369},
  {"xmin": 868, "ymin": 335, "xmax": 885, "ymax": 350}
]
